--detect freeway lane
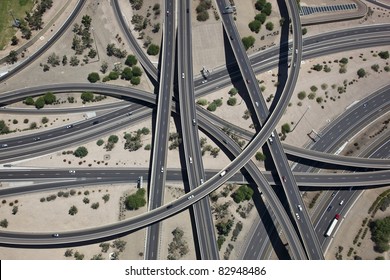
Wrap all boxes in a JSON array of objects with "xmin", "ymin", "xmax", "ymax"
[
  {"xmin": 317, "ymin": 136, "xmax": 390, "ymax": 253},
  {"xmin": 0, "ymin": 167, "xmax": 389, "ymax": 247},
  {"xmin": 0, "ymin": 168, "xmax": 390, "ymax": 188},
  {"xmin": 0, "ymin": 105, "xmax": 153, "ymax": 162},
  {"xmin": 216, "ymin": 0, "xmax": 324, "ymax": 259},
  {"xmin": 1, "ymin": 84, "xmax": 388, "ymax": 169},
  {"xmin": 0, "ymin": 104, "xmax": 142, "ymax": 150},
  {"xmin": 177, "ymin": 0, "xmax": 219, "ymax": 259},
  {"xmin": 145, "ymin": 0, "xmax": 176, "ymax": 260},
  {"xmin": 216, "ymin": 0, "xmax": 306, "ymax": 260}
]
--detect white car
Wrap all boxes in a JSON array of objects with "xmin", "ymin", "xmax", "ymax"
[
  {"xmin": 161, "ymin": 167, "xmax": 164, "ymax": 173},
  {"xmin": 200, "ymin": 178, "xmax": 204, "ymax": 184},
  {"xmin": 188, "ymin": 195, "xmax": 194, "ymax": 200},
  {"xmin": 189, "ymin": 156, "xmax": 192, "ymax": 164},
  {"xmin": 298, "ymin": 205, "xmax": 302, "ymax": 211},
  {"xmin": 268, "ymin": 137, "xmax": 273, "ymax": 143},
  {"xmin": 69, "ymin": 170, "xmax": 75, "ymax": 174},
  {"xmin": 182, "ymin": 73, "xmax": 185, "ymax": 79},
  {"xmin": 339, "ymin": 200, "xmax": 344, "ymax": 206},
  {"xmin": 295, "ymin": 213, "xmax": 300, "ymax": 220}
]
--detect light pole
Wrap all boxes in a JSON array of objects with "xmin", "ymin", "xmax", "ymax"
[{"xmin": 292, "ymin": 105, "xmax": 310, "ymax": 132}]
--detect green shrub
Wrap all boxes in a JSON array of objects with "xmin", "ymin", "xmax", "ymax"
[
  {"xmin": 121, "ymin": 67, "xmax": 133, "ymax": 80},
  {"xmin": 108, "ymin": 71, "xmax": 119, "ymax": 80},
  {"xmin": 125, "ymin": 55, "xmax": 138, "ymax": 66},
  {"xmin": 357, "ymin": 68, "xmax": 366, "ymax": 78},
  {"xmin": 25, "ymin": 97, "xmax": 35, "ymax": 105},
  {"xmin": 74, "ymin": 146, "xmax": 88, "ymax": 158},
  {"xmin": 125, "ymin": 188, "xmax": 146, "ymax": 210},
  {"xmin": 242, "ymin": 36, "xmax": 255, "ymax": 50},
  {"xmin": 265, "ymin": 22, "xmax": 274, "ymax": 31},
  {"xmin": 35, "ymin": 97, "xmax": 45, "ymax": 109},
  {"xmin": 227, "ymin": 97, "xmax": 237, "ymax": 106},
  {"xmin": 378, "ymin": 51, "xmax": 389, "ymax": 59},
  {"xmin": 131, "ymin": 76, "xmax": 141, "ymax": 85},
  {"xmin": 281, "ymin": 123, "xmax": 291, "ymax": 134},
  {"xmin": 248, "ymin": 20, "xmax": 261, "ymax": 33},
  {"xmin": 87, "ymin": 72, "xmax": 100, "ymax": 83},
  {"xmin": 297, "ymin": 91, "xmax": 306, "ymax": 100},
  {"xmin": 232, "ymin": 185, "xmax": 254, "ymax": 203},
  {"xmin": 196, "ymin": 99, "xmax": 208, "ymax": 106},
  {"xmin": 255, "ymin": 151, "xmax": 266, "ymax": 161},
  {"xmin": 147, "ymin": 44, "xmax": 160, "ymax": 56},
  {"xmin": 207, "ymin": 102, "xmax": 217, "ymax": 111}
]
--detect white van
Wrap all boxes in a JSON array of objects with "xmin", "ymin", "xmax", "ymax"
[{"xmin": 220, "ymin": 170, "xmax": 226, "ymax": 177}]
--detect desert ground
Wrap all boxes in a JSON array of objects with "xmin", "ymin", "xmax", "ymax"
[{"xmin": 0, "ymin": 0, "xmax": 388, "ymax": 260}]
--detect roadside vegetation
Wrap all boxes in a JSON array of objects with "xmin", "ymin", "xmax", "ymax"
[
  {"xmin": 125, "ymin": 188, "xmax": 146, "ymax": 210},
  {"xmin": 123, "ymin": 127, "xmax": 150, "ymax": 152},
  {"xmin": 248, "ymin": 0, "xmax": 272, "ymax": 34},
  {"xmin": 129, "ymin": 1, "xmax": 161, "ymax": 57},
  {"xmin": 195, "ymin": 0, "xmax": 212, "ymax": 22},
  {"xmin": 210, "ymin": 183, "xmax": 254, "ymax": 257},
  {"xmin": 167, "ymin": 227, "xmax": 189, "ymax": 260},
  {"xmin": 1, "ymin": 0, "xmax": 53, "ymax": 51}
]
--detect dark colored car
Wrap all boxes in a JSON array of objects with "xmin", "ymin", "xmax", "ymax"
[{"xmin": 92, "ymin": 120, "xmax": 99, "ymax": 125}]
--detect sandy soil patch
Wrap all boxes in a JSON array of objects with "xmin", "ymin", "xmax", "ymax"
[
  {"xmin": 117, "ymin": 0, "xmax": 162, "ymax": 65},
  {"xmin": 1, "ymin": 0, "xmax": 154, "ymax": 94},
  {"xmin": 192, "ymin": 22, "xmax": 225, "ymax": 77},
  {"xmin": 159, "ymin": 184, "xmax": 196, "ymax": 260},
  {"xmin": 208, "ymin": 183, "xmax": 259, "ymax": 260},
  {"xmin": 0, "ymin": 182, "xmax": 147, "ymax": 260},
  {"xmin": 234, "ymin": 0, "xmax": 282, "ymax": 55},
  {"xmin": 191, "ymin": 0, "xmax": 282, "ymax": 75}
]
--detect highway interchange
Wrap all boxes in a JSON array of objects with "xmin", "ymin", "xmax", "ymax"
[{"xmin": 0, "ymin": 0, "xmax": 389, "ymax": 260}]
